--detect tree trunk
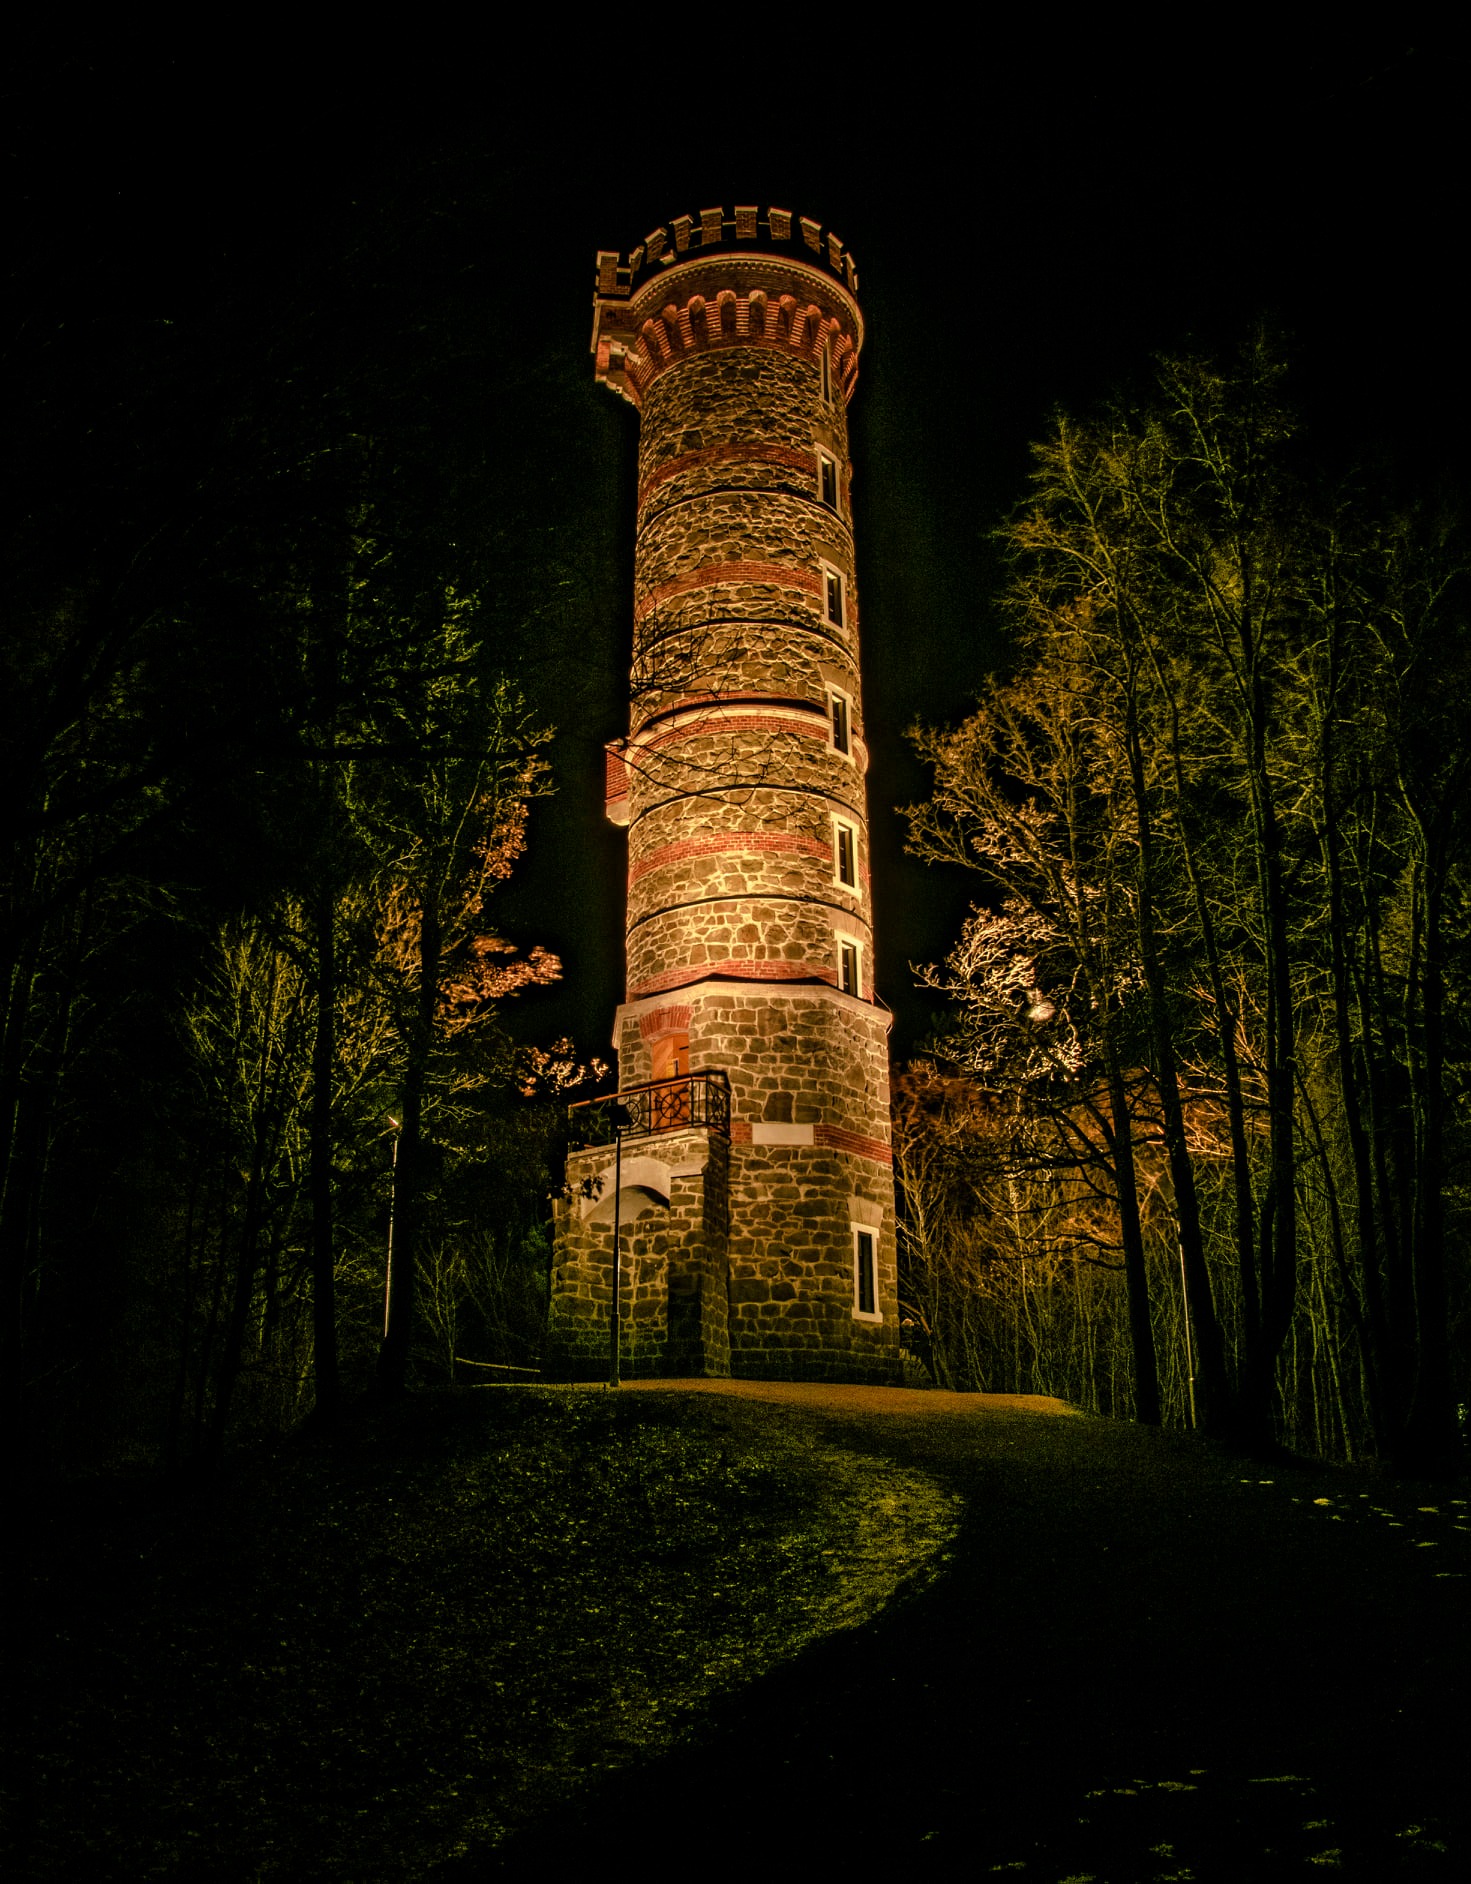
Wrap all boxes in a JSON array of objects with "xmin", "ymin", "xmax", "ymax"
[
  {"xmin": 0, "ymin": 930, "xmax": 45, "ymax": 1445},
  {"xmin": 378, "ymin": 890, "xmax": 441, "ymax": 1396},
  {"xmin": 1121, "ymin": 688, "xmax": 1233, "ymax": 1437},
  {"xmin": 1397, "ymin": 817, "xmax": 1462, "ymax": 1476},
  {"xmin": 1101, "ymin": 1046, "xmax": 1162, "ymax": 1427},
  {"xmin": 1148, "ymin": 646, "xmax": 1262, "ymax": 1370},
  {"xmin": 307, "ymin": 888, "xmax": 339, "ymax": 1427},
  {"xmin": 1241, "ymin": 621, "xmax": 1300, "ymax": 1444},
  {"xmin": 1321, "ymin": 790, "xmax": 1394, "ymax": 1452},
  {"xmin": 206, "ymin": 1164, "xmax": 264, "ymax": 1463}
]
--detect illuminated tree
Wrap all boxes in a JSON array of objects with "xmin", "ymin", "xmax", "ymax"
[
  {"xmin": 894, "ymin": 1065, "xmax": 1148, "ymax": 1403},
  {"xmin": 343, "ymin": 590, "xmax": 557, "ymax": 1396},
  {"xmin": 1300, "ymin": 503, "xmax": 1471, "ymax": 1471},
  {"xmin": 0, "ymin": 156, "xmax": 616, "ymax": 1472},
  {"xmin": 911, "ymin": 338, "xmax": 1470, "ymax": 1467},
  {"xmin": 907, "ymin": 664, "xmax": 1163, "ymax": 1425},
  {"xmin": 169, "ymin": 896, "xmax": 395, "ymax": 1458}
]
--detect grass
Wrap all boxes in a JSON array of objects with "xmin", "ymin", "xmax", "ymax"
[{"xmin": 8, "ymin": 1386, "xmax": 960, "ymax": 1879}]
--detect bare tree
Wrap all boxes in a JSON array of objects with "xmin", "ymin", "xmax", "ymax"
[
  {"xmin": 909, "ymin": 338, "xmax": 1470, "ymax": 1468},
  {"xmin": 908, "ymin": 661, "xmax": 1163, "ymax": 1426}
]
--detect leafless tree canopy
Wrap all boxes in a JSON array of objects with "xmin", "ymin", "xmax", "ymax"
[{"xmin": 904, "ymin": 337, "xmax": 1470, "ymax": 1471}]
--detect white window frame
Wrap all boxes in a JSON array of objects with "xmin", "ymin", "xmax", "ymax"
[
  {"xmin": 852, "ymin": 1223, "xmax": 881, "ymax": 1322},
  {"xmin": 835, "ymin": 930, "xmax": 863, "ymax": 998},
  {"xmin": 818, "ymin": 448, "xmax": 839, "ymax": 511},
  {"xmin": 820, "ymin": 560, "xmax": 846, "ymax": 629},
  {"xmin": 828, "ymin": 685, "xmax": 853, "ymax": 757},
  {"xmin": 831, "ymin": 814, "xmax": 859, "ymax": 890}
]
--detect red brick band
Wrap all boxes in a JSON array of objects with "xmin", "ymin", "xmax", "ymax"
[
  {"xmin": 638, "ymin": 443, "xmax": 817, "ymax": 509},
  {"xmin": 630, "ymin": 830, "xmax": 831, "ymax": 884},
  {"xmin": 637, "ymin": 1005, "xmax": 692, "ymax": 1041},
  {"xmin": 629, "ymin": 961, "xmax": 843, "ymax": 998},
  {"xmin": 608, "ymin": 290, "xmax": 860, "ymax": 406},
  {"xmin": 632, "ymin": 711, "xmax": 830, "ymax": 756},
  {"xmin": 726, "ymin": 1120, "xmax": 891, "ymax": 1165},
  {"xmin": 635, "ymin": 559, "xmax": 822, "ymax": 624},
  {"xmin": 814, "ymin": 1122, "xmax": 893, "ymax": 1165},
  {"xmin": 632, "ymin": 693, "xmax": 831, "ymax": 738}
]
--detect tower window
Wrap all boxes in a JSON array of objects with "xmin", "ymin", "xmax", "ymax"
[
  {"xmin": 829, "ymin": 688, "xmax": 851, "ymax": 755},
  {"xmin": 833, "ymin": 817, "xmax": 858, "ymax": 889},
  {"xmin": 819, "ymin": 451, "xmax": 838, "ymax": 510},
  {"xmin": 822, "ymin": 564, "xmax": 846, "ymax": 628},
  {"xmin": 824, "ymin": 689, "xmax": 847, "ymax": 753},
  {"xmin": 853, "ymin": 1228, "xmax": 878, "ymax": 1320},
  {"xmin": 820, "ymin": 343, "xmax": 833, "ymax": 404},
  {"xmin": 837, "ymin": 936, "xmax": 861, "ymax": 996}
]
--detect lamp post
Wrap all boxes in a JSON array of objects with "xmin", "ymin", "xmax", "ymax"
[
  {"xmin": 608, "ymin": 1101, "xmax": 632, "ymax": 1388},
  {"xmin": 383, "ymin": 1114, "xmax": 401, "ymax": 1341},
  {"xmin": 1178, "ymin": 1235, "xmax": 1198, "ymax": 1429}
]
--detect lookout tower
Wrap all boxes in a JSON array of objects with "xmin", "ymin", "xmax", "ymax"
[{"xmin": 549, "ymin": 207, "xmax": 899, "ymax": 1384}]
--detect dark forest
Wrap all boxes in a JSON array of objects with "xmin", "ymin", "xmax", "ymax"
[
  {"xmin": 6, "ymin": 36, "xmax": 1469, "ymax": 1477},
  {"xmin": 8, "ymin": 32, "xmax": 1471, "ymax": 1883}
]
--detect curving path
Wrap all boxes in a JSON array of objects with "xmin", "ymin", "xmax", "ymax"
[{"xmin": 472, "ymin": 1383, "xmax": 1470, "ymax": 1880}]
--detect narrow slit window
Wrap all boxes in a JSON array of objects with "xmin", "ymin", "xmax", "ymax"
[
  {"xmin": 821, "ymin": 343, "xmax": 833, "ymax": 403},
  {"xmin": 824, "ymin": 566, "xmax": 845, "ymax": 628},
  {"xmin": 854, "ymin": 1229, "xmax": 877, "ymax": 1318},
  {"xmin": 830, "ymin": 690, "xmax": 850, "ymax": 754},
  {"xmin": 839, "ymin": 938, "xmax": 860, "ymax": 996},
  {"xmin": 834, "ymin": 819, "xmax": 858, "ymax": 888},
  {"xmin": 819, "ymin": 451, "xmax": 838, "ymax": 509}
]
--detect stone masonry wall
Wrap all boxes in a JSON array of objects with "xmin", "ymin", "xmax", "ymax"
[
  {"xmin": 612, "ymin": 987, "xmax": 900, "ymax": 1385},
  {"xmin": 638, "ymin": 345, "xmax": 850, "ymax": 474},
  {"xmin": 561, "ymin": 224, "xmax": 898, "ymax": 1385},
  {"xmin": 616, "ymin": 988, "xmax": 891, "ymax": 1138},
  {"xmin": 632, "ymin": 348, "xmax": 857, "ymax": 715},
  {"xmin": 726, "ymin": 1142, "xmax": 897, "ymax": 1383},
  {"xmin": 624, "ymin": 345, "xmax": 873, "ymax": 1012},
  {"xmin": 548, "ymin": 1129, "xmax": 731, "ymax": 1381}
]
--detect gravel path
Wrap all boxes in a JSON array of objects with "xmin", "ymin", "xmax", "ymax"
[{"xmin": 474, "ymin": 1382, "xmax": 1470, "ymax": 1880}]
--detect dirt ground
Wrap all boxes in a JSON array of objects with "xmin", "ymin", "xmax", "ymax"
[
  {"xmin": 470, "ymin": 1381, "xmax": 1470, "ymax": 1881},
  {"xmin": 629, "ymin": 1378, "xmax": 1082, "ymax": 1417}
]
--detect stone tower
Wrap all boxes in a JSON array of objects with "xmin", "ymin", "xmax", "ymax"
[{"xmin": 549, "ymin": 206, "xmax": 899, "ymax": 1385}]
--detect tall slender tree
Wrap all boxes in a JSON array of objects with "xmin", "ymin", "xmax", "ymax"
[{"xmin": 910, "ymin": 338, "xmax": 1469, "ymax": 1468}]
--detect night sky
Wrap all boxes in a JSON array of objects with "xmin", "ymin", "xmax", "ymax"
[{"xmin": 10, "ymin": 32, "xmax": 1465, "ymax": 1065}]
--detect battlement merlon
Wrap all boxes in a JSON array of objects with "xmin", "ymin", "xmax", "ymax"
[
  {"xmin": 590, "ymin": 208, "xmax": 863, "ymax": 408},
  {"xmin": 596, "ymin": 207, "xmax": 858, "ymax": 300}
]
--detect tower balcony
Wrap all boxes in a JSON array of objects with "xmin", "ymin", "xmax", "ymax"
[{"xmin": 567, "ymin": 1070, "xmax": 731, "ymax": 1149}]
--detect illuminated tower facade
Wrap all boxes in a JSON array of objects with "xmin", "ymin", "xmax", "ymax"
[{"xmin": 550, "ymin": 207, "xmax": 898, "ymax": 1384}]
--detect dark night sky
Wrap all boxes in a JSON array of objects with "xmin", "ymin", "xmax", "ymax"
[{"xmin": 9, "ymin": 32, "xmax": 1466, "ymax": 1066}]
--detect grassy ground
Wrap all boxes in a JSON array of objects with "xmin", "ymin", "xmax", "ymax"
[
  {"xmin": 7, "ymin": 1386, "xmax": 959, "ymax": 1879},
  {"xmin": 9, "ymin": 1383, "xmax": 1470, "ymax": 1879},
  {"xmin": 488, "ymin": 1387, "xmax": 1471, "ymax": 1881}
]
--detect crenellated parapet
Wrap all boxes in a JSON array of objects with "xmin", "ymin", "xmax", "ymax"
[
  {"xmin": 591, "ymin": 208, "xmax": 863, "ymax": 409},
  {"xmin": 595, "ymin": 206, "xmax": 858, "ymax": 299}
]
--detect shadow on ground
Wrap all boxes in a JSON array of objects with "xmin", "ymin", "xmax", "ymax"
[{"xmin": 461, "ymin": 1383, "xmax": 1469, "ymax": 1881}]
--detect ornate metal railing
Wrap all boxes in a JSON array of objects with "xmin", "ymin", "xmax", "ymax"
[{"xmin": 567, "ymin": 1070, "xmax": 731, "ymax": 1147}]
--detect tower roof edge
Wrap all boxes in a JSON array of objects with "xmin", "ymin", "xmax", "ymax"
[
  {"xmin": 590, "ymin": 219, "xmax": 864, "ymax": 409},
  {"xmin": 594, "ymin": 207, "xmax": 859, "ymax": 303}
]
